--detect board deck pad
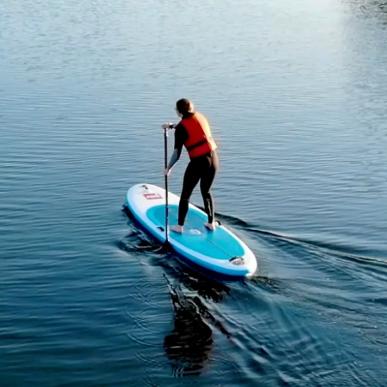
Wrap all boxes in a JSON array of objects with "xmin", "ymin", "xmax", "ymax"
[
  {"xmin": 125, "ymin": 183, "xmax": 257, "ymax": 278},
  {"xmin": 147, "ymin": 205, "xmax": 245, "ymax": 259}
]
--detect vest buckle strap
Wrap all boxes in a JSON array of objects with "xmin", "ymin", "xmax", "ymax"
[{"xmin": 186, "ymin": 138, "xmax": 208, "ymax": 151}]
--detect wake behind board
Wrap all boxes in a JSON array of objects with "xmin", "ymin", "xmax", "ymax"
[{"xmin": 125, "ymin": 184, "xmax": 257, "ymax": 278}]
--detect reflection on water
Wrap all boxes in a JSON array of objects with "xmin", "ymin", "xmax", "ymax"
[
  {"xmin": 163, "ymin": 273, "xmax": 231, "ymax": 375},
  {"xmin": 164, "ymin": 272, "xmax": 230, "ymax": 375},
  {"xmin": 164, "ymin": 281, "xmax": 213, "ymax": 376}
]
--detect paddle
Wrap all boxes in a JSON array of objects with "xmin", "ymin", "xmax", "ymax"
[{"xmin": 163, "ymin": 123, "xmax": 174, "ymax": 248}]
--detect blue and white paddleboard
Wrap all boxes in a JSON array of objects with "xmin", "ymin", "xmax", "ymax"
[{"xmin": 125, "ymin": 184, "xmax": 257, "ymax": 278}]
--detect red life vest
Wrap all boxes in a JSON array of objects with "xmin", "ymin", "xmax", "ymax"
[{"xmin": 181, "ymin": 112, "xmax": 217, "ymax": 159}]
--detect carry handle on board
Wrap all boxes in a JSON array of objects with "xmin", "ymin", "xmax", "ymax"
[{"xmin": 163, "ymin": 123, "xmax": 175, "ymax": 247}]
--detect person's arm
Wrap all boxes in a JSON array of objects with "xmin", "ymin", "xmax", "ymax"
[
  {"xmin": 166, "ymin": 123, "xmax": 187, "ymax": 172},
  {"xmin": 166, "ymin": 149, "xmax": 180, "ymax": 171}
]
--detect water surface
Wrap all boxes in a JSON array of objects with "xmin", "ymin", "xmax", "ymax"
[{"xmin": 1, "ymin": 0, "xmax": 387, "ymax": 385}]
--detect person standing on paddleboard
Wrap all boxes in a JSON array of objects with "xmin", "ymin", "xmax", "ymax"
[{"xmin": 163, "ymin": 98, "xmax": 219, "ymax": 234}]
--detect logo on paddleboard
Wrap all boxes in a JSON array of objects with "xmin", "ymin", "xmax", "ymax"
[{"xmin": 143, "ymin": 192, "xmax": 162, "ymax": 200}]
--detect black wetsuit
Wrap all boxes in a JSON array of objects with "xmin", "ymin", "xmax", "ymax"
[{"xmin": 170, "ymin": 113, "xmax": 219, "ymax": 226}]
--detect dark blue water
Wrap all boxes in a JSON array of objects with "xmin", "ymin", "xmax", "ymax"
[{"xmin": 1, "ymin": 0, "xmax": 387, "ymax": 385}]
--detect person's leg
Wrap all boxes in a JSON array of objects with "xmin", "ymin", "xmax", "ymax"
[
  {"xmin": 178, "ymin": 160, "xmax": 201, "ymax": 226},
  {"xmin": 200, "ymin": 152, "xmax": 219, "ymax": 225}
]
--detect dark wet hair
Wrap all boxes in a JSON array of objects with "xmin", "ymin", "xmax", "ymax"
[{"xmin": 176, "ymin": 98, "xmax": 194, "ymax": 115}]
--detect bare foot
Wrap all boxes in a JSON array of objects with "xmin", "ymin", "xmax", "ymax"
[
  {"xmin": 170, "ymin": 225, "xmax": 184, "ymax": 233},
  {"xmin": 204, "ymin": 222, "xmax": 216, "ymax": 231}
]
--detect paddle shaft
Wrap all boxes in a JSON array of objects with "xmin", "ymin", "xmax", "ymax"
[{"xmin": 163, "ymin": 127, "xmax": 169, "ymax": 244}]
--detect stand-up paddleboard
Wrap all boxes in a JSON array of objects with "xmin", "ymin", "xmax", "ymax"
[{"xmin": 125, "ymin": 183, "xmax": 257, "ymax": 278}]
